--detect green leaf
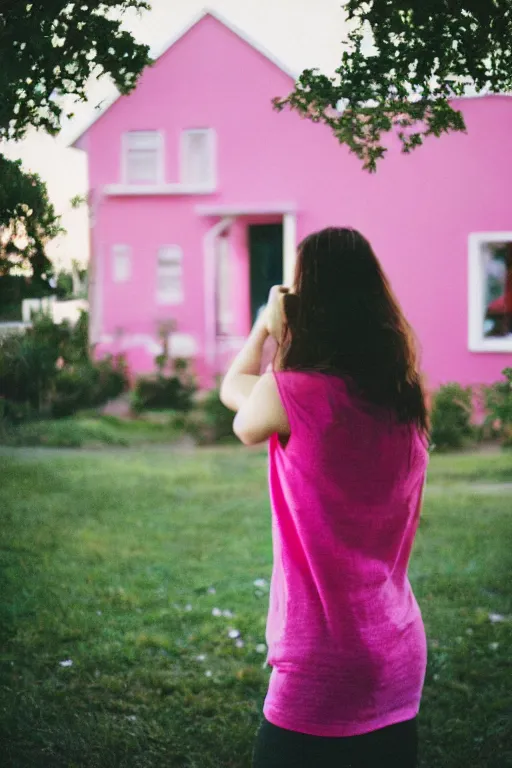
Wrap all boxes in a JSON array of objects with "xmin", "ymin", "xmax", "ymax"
[{"xmin": 276, "ymin": 1, "xmax": 512, "ymax": 171}]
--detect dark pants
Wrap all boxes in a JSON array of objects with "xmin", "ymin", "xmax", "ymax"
[{"xmin": 253, "ymin": 716, "xmax": 418, "ymax": 768}]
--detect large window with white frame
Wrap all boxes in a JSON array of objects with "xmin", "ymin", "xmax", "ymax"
[
  {"xmin": 157, "ymin": 245, "xmax": 183, "ymax": 305},
  {"xmin": 123, "ymin": 131, "xmax": 163, "ymax": 185},
  {"xmin": 112, "ymin": 244, "xmax": 132, "ymax": 283},
  {"xmin": 469, "ymin": 232, "xmax": 512, "ymax": 352},
  {"xmin": 181, "ymin": 129, "xmax": 216, "ymax": 188}
]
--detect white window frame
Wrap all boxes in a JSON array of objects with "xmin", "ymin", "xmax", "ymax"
[
  {"xmin": 121, "ymin": 130, "xmax": 164, "ymax": 185},
  {"xmin": 112, "ymin": 244, "xmax": 132, "ymax": 283},
  {"xmin": 157, "ymin": 245, "xmax": 184, "ymax": 306},
  {"xmin": 180, "ymin": 128, "xmax": 216, "ymax": 190},
  {"xmin": 468, "ymin": 232, "xmax": 512, "ymax": 353}
]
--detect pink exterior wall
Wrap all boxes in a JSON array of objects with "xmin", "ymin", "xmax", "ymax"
[{"xmin": 79, "ymin": 13, "xmax": 512, "ymax": 389}]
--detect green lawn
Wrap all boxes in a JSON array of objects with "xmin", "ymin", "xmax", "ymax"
[
  {"xmin": 0, "ymin": 414, "xmax": 187, "ymax": 449},
  {"xmin": 0, "ymin": 447, "xmax": 511, "ymax": 768}
]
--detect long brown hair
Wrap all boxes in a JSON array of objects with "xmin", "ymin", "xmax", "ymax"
[{"xmin": 279, "ymin": 227, "xmax": 429, "ymax": 435}]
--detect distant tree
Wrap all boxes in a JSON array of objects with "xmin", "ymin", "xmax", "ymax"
[
  {"xmin": 55, "ymin": 261, "xmax": 88, "ymax": 300},
  {"xmin": 0, "ymin": 0, "xmax": 151, "ymax": 285},
  {"xmin": 0, "ymin": 155, "xmax": 62, "ymax": 287},
  {"xmin": 275, "ymin": 1, "xmax": 512, "ymax": 171}
]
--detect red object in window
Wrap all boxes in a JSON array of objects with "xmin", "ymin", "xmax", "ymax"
[
  {"xmin": 506, "ymin": 245, "xmax": 512, "ymax": 315},
  {"xmin": 488, "ymin": 295, "xmax": 506, "ymax": 315},
  {"xmin": 489, "ymin": 247, "xmax": 512, "ymax": 316}
]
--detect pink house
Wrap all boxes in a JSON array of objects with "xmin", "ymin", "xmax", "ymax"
[{"xmin": 72, "ymin": 9, "xmax": 512, "ymax": 389}]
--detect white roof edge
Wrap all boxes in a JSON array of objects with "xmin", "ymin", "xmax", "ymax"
[
  {"xmin": 68, "ymin": 7, "xmax": 298, "ymax": 149},
  {"xmin": 68, "ymin": 91, "xmax": 121, "ymax": 148},
  {"xmin": 204, "ymin": 7, "xmax": 298, "ymax": 81},
  {"xmin": 457, "ymin": 89, "xmax": 512, "ymax": 99}
]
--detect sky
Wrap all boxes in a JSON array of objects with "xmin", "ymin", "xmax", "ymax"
[{"xmin": 2, "ymin": 0, "xmax": 350, "ymax": 270}]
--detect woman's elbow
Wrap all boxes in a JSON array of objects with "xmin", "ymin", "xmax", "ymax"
[
  {"xmin": 234, "ymin": 427, "xmax": 259, "ymax": 446},
  {"xmin": 219, "ymin": 378, "xmax": 235, "ymax": 412},
  {"xmin": 233, "ymin": 415, "xmax": 262, "ymax": 446}
]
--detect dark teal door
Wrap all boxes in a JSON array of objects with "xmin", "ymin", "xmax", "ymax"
[{"xmin": 248, "ymin": 224, "xmax": 283, "ymax": 324}]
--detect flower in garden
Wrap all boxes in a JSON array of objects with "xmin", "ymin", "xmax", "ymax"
[
  {"xmin": 56, "ymin": 357, "xmax": 65, "ymax": 370},
  {"xmin": 222, "ymin": 609, "xmax": 234, "ymax": 618},
  {"xmin": 228, "ymin": 629, "xmax": 240, "ymax": 639},
  {"xmin": 255, "ymin": 644, "xmax": 267, "ymax": 654},
  {"xmin": 489, "ymin": 642, "xmax": 499, "ymax": 651},
  {"xmin": 235, "ymin": 639, "xmax": 245, "ymax": 648},
  {"xmin": 207, "ymin": 587, "xmax": 216, "ymax": 595},
  {"xmin": 205, "ymin": 670, "xmax": 213, "ymax": 678},
  {"xmin": 253, "ymin": 579, "xmax": 267, "ymax": 589},
  {"xmin": 488, "ymin": 613, "xmax": 505, "ymax": 623},
  {"xmin": 195, "ymin": 654, "xmax": 206, "ymax": 662},
  {"xmin": 59, "ymin": 659, "xmax": 73, "ymax": 667},
  {"xmin": 212, "ymin": 608, "xmax": 222, "ymax": 617}
]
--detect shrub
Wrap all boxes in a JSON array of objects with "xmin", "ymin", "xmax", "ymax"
[
  {"xmin": 51, "ymin": 356, "xmax": 128, "ymax": 419},
  {"xmin": 0, "ymin": 397, "xmax": 35, "ymax": 424},
  {"xmin": 0, "ymin": 311, "xmax": 128, "ymax": 422},
  {"xmin": 0, "ymin": 314, "xmax": 63, "ymax": 414},
  {"xmin": 484, "ymin": 368, "xmax": 512, "ymax": 448},
  {"xmin": 132, "ymin": 374, "xmax": 195, "ymax": 413},
  {"xmin": 63, "ymin": 309, "xmax": 89, "ymax": 363},
  {"xmin": 132, "ymin": 355, "xmax": 196, "ymax": 414},
  {"xmin": 95, "ymin": 355, "xmax": 128, "ymax": 402},
  {"xmin": 430, "ymin": 383, "xmax": 475, "ymax": 451},
  {"xmin": 195, "ymin": 386, "xmax": 235, "ymax": 445},
  {"xmin": 51, "ymin": 363, "xmax": 99, "ymax": 418}
]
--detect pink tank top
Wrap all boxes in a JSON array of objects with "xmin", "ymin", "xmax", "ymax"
[{"xmin": 263, "ymin": 371, "xmax": 429, "ymax": 737}]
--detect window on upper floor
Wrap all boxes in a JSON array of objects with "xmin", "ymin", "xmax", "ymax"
[
  {"xmin": 157, "ymin": 245, "xmax": 183, "ymax": 305},
  {"xmin": 181, "ymin": 129, "xmax": 216, "ymax": 188},
  {"xmin": 112, "ymin": 244, "xmax": 132, "ymax": 283},
  {"xmin": 123, "ymin": 131, "xmax": 164, "ymax": 184},
  {"xmin": 469, "ymin": 233, "xmax": 512, "ymax": 352}
]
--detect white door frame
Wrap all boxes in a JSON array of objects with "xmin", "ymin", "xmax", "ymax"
[
  {"xmin": 283, "ymin": 212, "xmax": 297, "ymax": 287},
  {"xmin": 204, "ymin": 217, "xmax": 234, "ymax": 366},
  {"xmin": 201, "ymin": 207, "xmax": 297, "ymax": 370}
]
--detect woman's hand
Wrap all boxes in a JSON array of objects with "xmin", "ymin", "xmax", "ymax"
[{"xmin": 265, "ymin": 285, "xmax": 289, "ymax": 340}]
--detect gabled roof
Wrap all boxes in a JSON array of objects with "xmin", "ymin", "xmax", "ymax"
[{"xmin": 69, "ymin": 8, "xmax": 298, "ymax": 148}]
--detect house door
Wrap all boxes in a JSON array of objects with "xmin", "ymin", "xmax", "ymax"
[{"xmin": 248, "ymin": 224, "xmax": 284, "ymax": 325}]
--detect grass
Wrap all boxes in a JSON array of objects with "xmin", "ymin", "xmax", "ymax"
[
  {"xmin": 427, "ymin": 449, "xmax": 512, "ymax": 484},
  {"xmin": 0, "ymin": 414, "xmax": 185, "ymax": 449},
  {"xmin": 0, "ymin": 447, "xmax": 511, "ymax": 768}
]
